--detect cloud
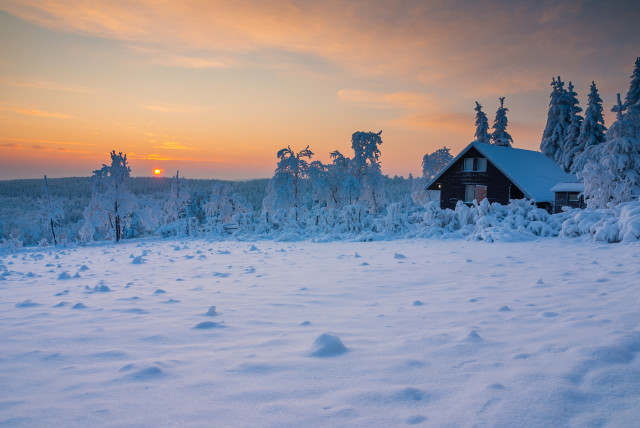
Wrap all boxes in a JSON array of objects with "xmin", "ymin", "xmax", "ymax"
[
  {"xmin": 0, "ymin": 105, "xmax": 73, "ymax": 119},
  {"xmin": 128, "ymin": 152, "xmax": 203, "ymax": 162},
  {"xmin": 337, "ymin": 89, "xmax": 434, "ymax": 109},
  {"xmin": 0, "ymin": 137, "xmax": 95, "ymax": 146},
  {"xmin": 153, "ymin": 141, "xmax": 195, "ymax": 150},
  {"xmin": 0, "ymin": 76, "xmax": 94, "ymax": 93},
  {"xmin": 391, "ymin": 112, "xmax": 474, "ymax": 135},
  {"xmin": 30, "ymin": 145, "xmax": 89, "ymax": 154},
  {"xmin": 1, "ymin": 142, "xmax": 21, "ymax": 148},
  {"xmin": 5, "ymin": 0, "xmax": 637, "ymax": 87},
  {"xmin": 142, "ymin": 104, "xmax": 200, "ymax": 113}
]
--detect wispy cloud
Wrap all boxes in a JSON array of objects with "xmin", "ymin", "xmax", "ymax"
[
  {"xmin": 142, "ymin": 103, "xmax": 201, "ymax": 113},
  {"xmin": 337, "ymin": 89, "xmax": 434, "ymax": 109},
  {"xmin": 391, "ymin": 112, "xmax": 474, "ymax": 135},
  {"xmin": 30, "ymin": 145, "xmax": 89, "ymax": 154},
  {"xmin": 0, "ymin": 105, "xmax": 73, "ymax": 119},
  {"xmin": 1, "ymin": 142, "xmax": 21, "ymax": 148},
  {"xmin": 0, "ymin": 75, "xmax": 94, "ymax": 93},
  {"xmin": 128, "ymin": 152, "xmax": 203, "ymax": 162},
  {"xmin": 154, "ymin": 141, "xmax": 195, "ymax": 150},
  {"xmin": 0, "ymin": 137, "xmax": 95, "ymax": 146}
]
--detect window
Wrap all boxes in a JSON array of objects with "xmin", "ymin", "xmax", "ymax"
[
  {"xmin": 462, "ymin": 157, "xmax": 487, "ymax": 172},
  {"xmin": 568, "ymin": 192, "xmax": 579, "ymax": 202},
  {"xmin": 463, "ymin": 158, "xmax": 474, "ymax": 171},
  {"xmin": 465, "ymin": 185, "xmax": 475, "ymax": 202}
]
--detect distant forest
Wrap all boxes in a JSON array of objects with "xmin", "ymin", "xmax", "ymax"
[{"xmin": 0, "ymin": 175, "xmax": 414, "ymax": 241}]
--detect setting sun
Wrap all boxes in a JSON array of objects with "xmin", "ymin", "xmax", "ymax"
[{"xmin": 153, "ymin": 168, "xmax": 162, "ymax": 176}]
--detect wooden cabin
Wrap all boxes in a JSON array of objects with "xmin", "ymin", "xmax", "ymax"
[
  {"xmin": 551, "ymin": 182, "xmax": 586, "ymax": 212},
  {"xmin": 425, "ymin": 142, "xmax": 577, "ymax": 212}
]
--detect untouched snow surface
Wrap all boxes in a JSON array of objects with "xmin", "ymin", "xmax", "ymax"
[{"xmin": 1, "ymin": 238, "xmax": 640, "ymax": 427}]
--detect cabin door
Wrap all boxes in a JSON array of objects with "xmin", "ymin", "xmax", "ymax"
[{"xmin": 474, "ymin": 185, "xmax": 487, "ymax": 202}]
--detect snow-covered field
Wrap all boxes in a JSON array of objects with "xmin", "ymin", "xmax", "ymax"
[{"xmin": 1, "ymin": 238, "xmax": 640, "ymax": 427}]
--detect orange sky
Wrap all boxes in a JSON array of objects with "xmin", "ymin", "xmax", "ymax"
[{"xmin": 1, "ymin": 1, "xmax": 639, "ymax": 179}]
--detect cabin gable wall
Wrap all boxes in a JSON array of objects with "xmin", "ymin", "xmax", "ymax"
[{"xmin": 430, "ymin": 147, "xmax": 523, "ymax": 210}]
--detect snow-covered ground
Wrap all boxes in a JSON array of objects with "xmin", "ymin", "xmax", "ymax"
[{"xmin": 1, "ymin": 238, "xmax": 640, "ymax": 427}]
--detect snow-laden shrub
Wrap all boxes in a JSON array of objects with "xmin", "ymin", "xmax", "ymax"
[
  {"xmin": 383, "ymin": 203, "xmax": 409, "ymax": 233},
  {"xmin": 558, "ymin": 200, "xmax": 640, "ymax": 243},
  {"xmin": 618, "ymin": 201, "xmax": 640, "ymax": 242},
  {"xmin": 1, "ymin": 236, "xmax": 23, "ymax": 254},
  {"xmin": 414, "ymin": 199, "xmax": 558, "ymax": 241}
]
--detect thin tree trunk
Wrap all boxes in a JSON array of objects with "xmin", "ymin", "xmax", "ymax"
[{"xmin": 50, "ymin": 219, "xmax": 57, "ymax": 246}]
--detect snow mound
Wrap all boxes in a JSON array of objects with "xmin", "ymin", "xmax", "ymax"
[
  {"xmin": 131, "ymin": 256, "xmax": 144, "ymax": 264},
  {"xmin": 308, "ymin": 333, "xmax": 348, "ymax": 357},
  {"xmin": 204, "ymin": 306, "xmax": 218, "ymax": 316},
  {"xmin": 193, "ymin": 321, "xmax": 224, "ymax": 329},
  {"xmin": 57, "ymin": 271, "xmax": 71, "ymax": 280},
  {"xmin": 15, "ymin": 299, "xmax": 41, "ymax": 308}
]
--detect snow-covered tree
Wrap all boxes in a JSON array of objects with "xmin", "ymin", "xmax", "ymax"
[
  {"xmin": 570, "ymin": 81, "xmax": 606, "ymax": 175},
  {"xmin": 80, "ymin": 151, "xmax": 135, "ymax": 242},
  {"xmin": 623, "ymin": 57, "xmax": 640, "ymax": 110},
  {"xmin": 307, "ymin": 160, "xmax": 330, "ymax": 208},
  {"xmin": 163, "ymin": 170, "xmax": 188, "ymax": 224},
  {"xmin": 422, "ymin": 147, "xmax": 453, "ymax": 180},
  {"xmin": 205, "ymin": 184, "xmax": 249, "ymax": 227},
  {"xmin": 473, "ymin": 101, "xmax": 491, "ymax": 144},
  {"xmin": 350, "ymin": 131, "xmax": 386, "ymax": 212},
  {"xmin": 491, "ymin": 97, "xmax": 513, "ymax": 147},
  {"xmin": 329, "ymin": 151, "xmax": 360, "ymax": 206},
  {"xmin": 37, "ymin": 174, "xmax": 64, "ymax": 245},
  {"xmin": 558, "ymin": 82, "xmax": 583, "ymax": 172},
  {"xmin": 582, "ymin": 93, "xmax": 640, "ymax": 208},
  {"xmin": 541, "ymin": 77, "xmax": 572, "ymax": 163},
  {"xmin": 262, "ymin": 146, "xmax": 313, "ymax": 212},
  {"xmin": 411, "ymin": 147, "xmax": 453, "ymax": 206}
]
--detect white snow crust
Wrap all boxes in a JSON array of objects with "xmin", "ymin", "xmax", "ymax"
[{"xmin": 2, "ymin": 238, "xmax": 640, "ymax": 427}]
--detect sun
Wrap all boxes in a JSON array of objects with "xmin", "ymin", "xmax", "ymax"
[{"xmin": 153, "ymin": 168, "xmax": 162, "ymax": 176}]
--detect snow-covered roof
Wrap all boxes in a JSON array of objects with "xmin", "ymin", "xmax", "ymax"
[
  {"xmin": 426, "ymin": 142, "xmax": 578, "ymax": 202},
  {"xmin": 550, "ymin": 182, "xmax": 585, "ymax": 193}
]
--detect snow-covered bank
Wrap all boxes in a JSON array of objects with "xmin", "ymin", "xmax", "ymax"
[{"xmin": 2, "ymin": 238, "xmax": 640, "ymax": 427}]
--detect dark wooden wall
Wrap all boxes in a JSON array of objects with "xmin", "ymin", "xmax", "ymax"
[
  {"xmin": 428, "ymin": 147, "xmax": 524, "ymax": 210},
  {"xmin": 553, "ymin": 192, "xmax": 585, "ymax": 213}
]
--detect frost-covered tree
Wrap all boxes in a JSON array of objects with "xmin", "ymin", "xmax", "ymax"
[
  {"xmin": 262, "ymin": 146, "xmax": 313, "ymax": 212},
  {"xmin": 350, "ymin": 131, "xmax": 386, "ymax": 212},
  {"xmin": 541, "ymin": 77, "xmax": 572, "ymax": 163},
  {"xmin": 412, "ymin": 146, "xmax": 453, "ymax": 206},
  {"xmin": 570, "ymin": 81, "xmax": 606, "ymax": 175},
  {"xmin": 473, "ymin": 101, "xmax": 491, "ymax": 144},
  {"xmin": 205, "ymin": 184, "xmax": 249, "ymax": 227},
  {"xmin": 623, "ymin": 57, "xmax": 640, "ymax": 110},
  {"xmin": 582, "ymin": 93, "xmax": 640, "ymax": 207},
  {"xmin": 307, "ymin": 160, "xmax": 330, "ymax": 208},
  {"xmin": 422, "ymin": 147, "xmax": 453, "ymax": 180},
  {"xmin": 558, "ymin": 82, "xmax": 583, "ymax": 172},
  {"xmin": 163, "ymin": 170, "xmax": 188, "ymax": 224},
  {"xmin": 37, "ymin": 174, "xmax": 64, "ymax": 245},
  {"xmin": 80, "ymin": 151, "xmax": 135, "ymax": 242},
  {"xmin": 491, "ymin": 97, "xmax": 513, "ymax": 147},
  {"xmin": 329, "ymin": 151, "xmax": 360, "ymax": 206}
]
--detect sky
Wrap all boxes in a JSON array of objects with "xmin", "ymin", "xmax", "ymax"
[{"xmin": 0, "ymin": 0, "xmax": 639, "ymax": 180}]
